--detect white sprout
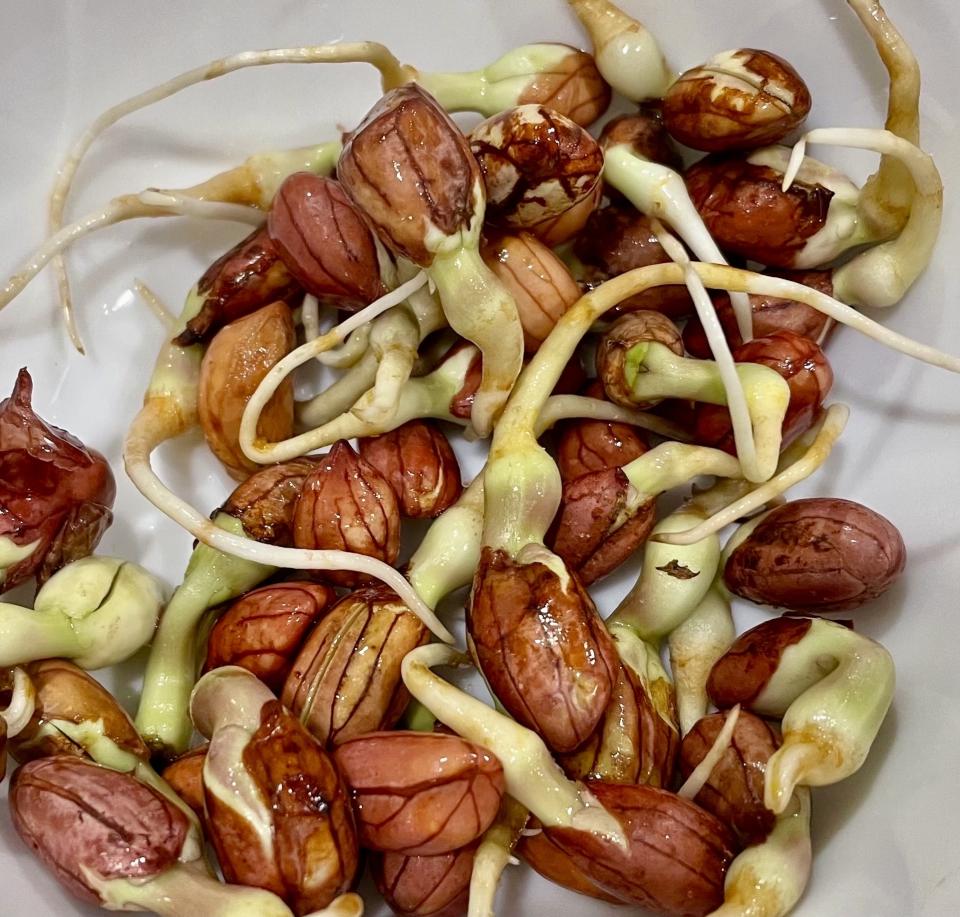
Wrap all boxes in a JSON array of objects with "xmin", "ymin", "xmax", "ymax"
[
  {"xmin": 137, "ymin": 190, "xmax": 266, "ymax": 225},
  {"xmin": 1, "ymin": 668, "xmax": 37, "ymax": 738},
  {"xmin": 677, "ymin": 705, "xmax": 741, "ymax": 800},
  {"xmin": 651, "ymin": 218, "xmax": 762, "ymax": 482},
  {"xmin": 133, "ymin": 279, "xmax": 176, "ymax": 330}
]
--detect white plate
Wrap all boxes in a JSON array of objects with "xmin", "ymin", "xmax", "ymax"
[{"xmin": 1, "ymin": 2, "xmax": 959, "ymax": 915}]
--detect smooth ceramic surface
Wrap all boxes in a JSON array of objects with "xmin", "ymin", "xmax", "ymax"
[{"xmin": 1, "ymin": 1, "xmax": 958, "ymax": 915}]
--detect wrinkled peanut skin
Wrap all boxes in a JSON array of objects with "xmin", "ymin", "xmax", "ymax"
[
  {"xmin": 556, "ymin": 382, "xmax": 649, "ymax": 483},
  {"xmin": 598, "ymin": 106, "xmax": 683, "ymax": 169},
  {"xmin": 663, "ymin": 50, "xmax": 811, "ymax": 152},
  {"xmin": 10, "ymin": 756, "xmax": 189, "ymax": 904},
  {"xmin": 574, "ymin": 205, "xmax": 694, "ymax": 318},
  {"xmin": 221, "ymin": 456, "xmax": 321, "ymax": 547},
  {"xmin": 203, "ymin": 582, "xmax": 335, "ymax": 692},
  {"xmin": 470, "ymin": 105, "xmax": 603, "ymax": 243},
  {"xmin": 724, "ymin": 498, "xmax": 907, "ymax": 612},
  {"xmin": 481, "ymin": 231, "xmax": 581, "ymax": 352},
  {"xmin": 694, "ymin": 330, "xmax": 833, "ymax": 451},
  {"xmin": 198, "ymin": 301, "xmax": 296, "ymax": 480},
  {"xmin": 547, "ymin": 781, "xmax": 737, "ymax": 916},
  {"xmin": 680, "ymin": 711, "xmax": 779, "ymax": 846},
  {"xmin": 707, "ymin": 616, "xmax": 815, "ymax": 709},
  {"xmin": 596, "ymin": 311, "xmax": 685, "ymax": 408},
  {"xmin": 334, "ymin": 731, "xmax": 505, "ymax": 856},
  {"xmin": 338, "ymin": 85, "xmax": 480, "ymax": 267},
  {"xmin": 518, "ymin": 45, "xmax": 611, "ymax": 127},
  {"xmin": 282, "ymin": 587, "xmax": 429, "ymax": 747},
  {"xmin": 559, "ymin": 663, "xmax": 679, "ymax": 789},
  {"xmin": 372, "ymin": 844, "xmax": 476, "ymax": 917},
  {"xmin": 292, "ymin": 440, "xmax": 401, "ymax": 587},
  {"xmin": 161, "ymin": 745, "xmax": 208, "ymax": 822},
  {"xmin": 8, "ymin": 659, "xmax": 147, "ymax": 764},
  {"xmin": 683, "ymin": 269, "xmax": 835, "ymax": 358},
  {"xmin": 206, "ymin": 700, "xmax": 358, "ymax": 914},
  {"xmin": 519, "ymin": 826, "xmax": 622, "ymax": 904},
  {"xmin": 358, "ymin": 421, "xmax": 463, "ymax": 519},
  {"xmin": 469, "ymin": 547, "xmax": 620, "ymax": 751},
  {"xmin": 685, "ymin": 155, "xmax": 833, "ymax": 268},
  {"xmin": 0, "ymin": 369, "xmax": 115, "ymax": 591},
  {"xmin": 175, "ymin": 226, "xmax": 302, "ymax": 345},
  {"xmin": 547, "ymin": 468, "xmax": 657, "ymax": 585},
  {"xmin": 268, "ymin": 173, "xmax": 386, "ymax": 308}
]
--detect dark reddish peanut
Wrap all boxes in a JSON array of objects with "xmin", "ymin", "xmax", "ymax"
[
  {"xmin": 574, "ymin": 204, "xmax": 694, "ymax": 318},
  {"xmin": 267, "ymin": 173, "xmax": 386, "ymax": 308},
  {"xmin": 358, "ymin": 421, "xmax": 462, "ymax": 519},
  {"xmin": 372, "ymin": 844, "xmax": 476, "ymax": 917},
  {"xmin": 0, "ymin": 368, "xmax": 115, "ymax": 591},
  {"xmin": 553, "ymin": 353, "xmax": 589, "ymax": 396},
  {"xmin": 517, "ymin": 45, "xmax": 611, "ymax": 127},
  {"xmin": 174, "ymin": 226, "xmax": 301, "ymax": 345},
  {"xmin": 7, "ymin": 659, "xmax": 147, "ymax": 763},
  {"xmin": 519, "ymin": 827, "xmax": 622, "ymax": 904},
  {"xmin": 680, "ymin": 711, "xmax": 780, "ymax": 846},
  {"xmin": 547, "ymin": 782, "xmax": 736, "ymax": 915},
  {"xmin": 197, "ymin": 301, "xmax": 296, "ymax": 480},
  {"xmin": 203, "ymin": 582, "xmax": 335, "ymax": 692},
  {"xmin": 560, "ymin": 663, "xmax": 678, "ymax": 789},
  {"xmin": 9, "ymin": 756, "xmax": 189, "ymax": 904},
  {"xmin": 282, "ymin": 587, "xmax": 429, "ymax": 747},
  {"xmin": 723, "ymin": 498, "xmax": 906, "ymax": 612},
  {"xmin": 0, "ymin": 717, "xmax": 6, "ymax": 782},
  {"xmin": 292, "ymin": 440, "xmax": 401, "ymax": 586},
  {"xmin": 221, "ymin": 456, "xmax": 320, "ymax": 546},
  {"xmin": 206, "ymin": 700, "xmax": 358, "ymax": 913},
  {"xmin": 683, "ymin": 269, "xmax": 835, "ymax": 358},
  {"xmin": 685, "ymin": 155, "xmax": 833, "ymax": 268},
  {"xmin": 161, "ymin": 745, "xmax": 208, "ymax": 822},
  {"xmin": 481, "ymin": 232, "xmax": 581, "ymax": 352},
  {"xmin": 338, "ymin": 85, "xmax": 480, "ymax": 267},
  {"xmin": 598, "ymin": 105, "xmax": 683, "ymax": 169},
  {"xmin": 694, "ymin": 330, "xmax": 833, "ymax": 451},
  {"xmin": 334, "ymin": 731, "xmax": 504, "ymax": 856},
  {"xmin": 448, "ymin": 346, "xmax": 484, "ymax": 421},
  {"xmin": 596, "ymin": 311, "xmax": 685, "ymax": 408},
  {"xmin": 547, "ymin": 468, "xmax": 657, "ymax": 585},
  {"xmin": 663, "ymin": 50, "xmax": 811, "ymax": 152},
  {"xmin": 556, "ymin": 382, "xmax": 649, "ymax": 483},
  {"xmin": 470, "ymin": 105, "xmax": 603, "ymax": 245},
  {"xmin": 707, "ymin": 616, "xmax": 816, "ymax": 709},
  {"xmin": 468, "ymin": 547, "xmax": 620, "ymax": 751}
]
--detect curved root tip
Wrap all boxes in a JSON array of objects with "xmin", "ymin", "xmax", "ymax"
[{"xmin": 763, "ymin": 744, "xmax": 814, "ymax": 814}]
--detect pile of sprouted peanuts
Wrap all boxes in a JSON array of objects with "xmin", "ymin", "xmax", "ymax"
[{"xmin": 0, "ymin": 0, "xmax": 955, "ymax": 915}]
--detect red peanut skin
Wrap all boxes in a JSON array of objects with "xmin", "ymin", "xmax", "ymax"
[
  {"xmin": 358, "ymin": 421, "xmax": 463, "ymax": 519},
  {"xmin": 338, "ymin": 85, "xmax": 479, "ymax": 267},
  {"xmin": 683, "ymin": 269, "xmax": 835, "ymax": 358},
  {"xmin": 694, "ymin": 330, "xmax": 833, "ymax": 451},
  {"xmin": 207, "ymin": 700, "xmax": 358, "ymax": 914},
  {"xmin": 0, "ymin": 368, "xmax": 115, "ymax": 590},
  {"xmin": 680, "ymin": 711, "xmax": 779, "ymax": 846},
  {"xmin": 292, "ymin": 440, "xmax": 401, "ymax": 586},
  {"xmin": 663, "ymin": 50, "xmax": 811, "ymax": 153},
  {"xmin": 724, "ymin": 498, "xmax": 907, "ymax": 612},
  {"xmin": 334, "ymin": 731, "xmax": 504, "ymax": 856},
  {"xmin": 546, "ymin": 782, "xmax": 737, "ymax": 916},
  {"xmin": 282, "ymin": 587, "xmax": 429, "ymax": 747},
  {"xmin": 468, "ymin": 547, "xmax": 620, "ymax": 753},
  {"xmin": 598, "ymin": 106, "xmax": 683, "ymax": 169},
  {"xmin": 707, "ymin": 616, "xmax": 815, "ymax": 709},
  {"xmin": 203, "ymin": 582, "xmax": 335, "ymax": 692},
  {"xmin": 161, "ymin": 745, "xmax": 208, "ymax": 823},
  {"xmin": 519, "ymin": 827, "xmax": 623, "ymax": 904},
  {"xmin": 268, "ymin": 173, "xmax": 386, "ymax": 308},
  {"xmin": 175, "ymin": 226, "xmax": 301, "ymax": 345},
  {"xmin": 372, "ymin": 844, "xmax": 476, "ymax": 917},
  {"xmin": 685, "ymin": 155, "xmax": 833, "ymax": 268},
  {"xmin": 547, "ymin": 467, "xmax": 657, "ymax": 584},
  {"xmin": 518, "ymin": 46, "xmax": 611, "ymax": 127},
  {"xmin": 10, "ymin": 756, "xmax": 189, "ymax": 903}
]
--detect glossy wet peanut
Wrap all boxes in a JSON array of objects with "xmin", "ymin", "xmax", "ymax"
[
  {"xmin": 519, "ymin": 827, "xmax": 622, "ymax": 904},
  {"xmin": 372, "ymin": 844, "xmax": 476, "ymax": 917},
  {"xmin": 724, "ymin": 498, "xmax": 906, "ymax": 612},
  {"xmin": 517, "ymin": 46, "xmax": 611, "ymax": 127},
  {"xmin": 598, "ymin": 106, "xmax": 682, "ymax": 169},
  {"xmin": 334, "ymin": 731, "xmax": 505, "ymax": 856},
  {"xmin": 161, "ymin": 745, "xmax": 208, "ymax": 822}
]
